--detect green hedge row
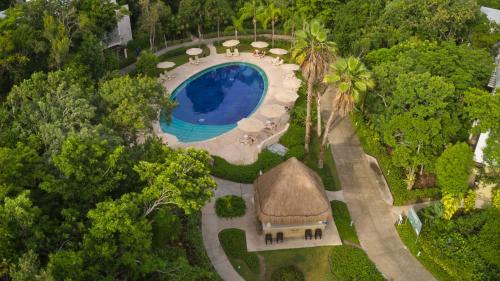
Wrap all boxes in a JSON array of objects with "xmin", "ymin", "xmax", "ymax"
[
  {"xmin": 351, "ymin": 113, "xmax": 441, "ymax": 205},
  {"xmin": 211, "ymin": 151, "xmax": 284, "ymax": 183},
  {"xmin": 215, "ymin": 195, "xmax": 246, "ymax": 218},
  {"xmin": 330, "ymin": 246, "xmax": 384, "ymax": 281}
]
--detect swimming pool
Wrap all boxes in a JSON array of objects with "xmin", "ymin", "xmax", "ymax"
[{"xmin": 160, "ymin": 62, "xmax": 268, "ymax": 142}]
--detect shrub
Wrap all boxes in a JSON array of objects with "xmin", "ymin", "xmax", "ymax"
[
  {"xmin": 271, "ymin": 266, "xmax": 305, "ymax": 281},
  {"xmin": 330, "ymin": 246, "xmax": 384, "ymax": 281},
  {"xmin": 219, "ymin": 229, "xmax": 260, "ymax": 274},
  {"xmin": 136, "ymin": 50, "xmax": 159, "ymax": 77},
  {"xmin": 211, "ymin": 151, "xmax": 283, "ymax": 183},
  {"xmin": 215, "ymin": 195, "xmax": 246, "ymax": 218},
  {"xmin": 351, "ymin": 112, "xmax": 441, "ymax": 205}
]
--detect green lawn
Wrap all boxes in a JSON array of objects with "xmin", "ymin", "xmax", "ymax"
[
  {"xmin": 218, "ymin": 228, "xmax": 382, "ymax": 281},
  {"xmin": 330, "ymin": 201, "xmax": 359, "ymax": 245},
  {"xmin": 157, "ymin": 44, "xmax": 211, "ymax": 69},
  {"xmin": 396, "ymin": 221, "xmax": 454, "ymax": 281},
  {"xmin": 214, "ymin": 37, "xmax": 293, "ymax": 63}
]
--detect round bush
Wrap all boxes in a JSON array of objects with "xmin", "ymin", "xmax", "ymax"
[
  {"xmin": 271, "ymin": 266, "xmax": 305, "ymax": 281},
  {"xmin": 215, "ymin": 195, "xmax": 246, "ymax": 218}
]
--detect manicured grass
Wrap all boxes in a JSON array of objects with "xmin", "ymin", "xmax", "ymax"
[
  {"xmin": 330, "ymin": 246, "xmax": 384, "ymax": 281},
  {"xmin": 330, "ymin": 201, "xmax": 359, "ymax": 245},
  {"xmin": 218, "ymin": 229, "xmax": 260, "ymax": 281},
  {"xmin": 215, "ymin": 195, "xmax": 246, "ymax": 218},
  {"xmin": 214, "ymin": 37, "xmax": 293, "ymax": 62},
  {"xmin": 218, "ymin": 229, "xmax": 382, "ymax": 281},
  {"xmin": 157, "ymin": 44, "xmax": 211, "ymax": 69},
  {"xmin": 396, "ymin": 221, "xmax": 454, "ymax": 281},
  {"xmin": 271, "ymin": 265, "xmax": 305, "ymax": 281}
]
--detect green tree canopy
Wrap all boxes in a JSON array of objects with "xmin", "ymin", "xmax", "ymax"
[{"xmin": 436, "ymin": 142, "xmax": 474, "ymax": 197}]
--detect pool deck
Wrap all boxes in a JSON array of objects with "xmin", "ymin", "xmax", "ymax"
[{"xmin": 154, "ymin": 50, "xmax": 301, "ymax": 165}]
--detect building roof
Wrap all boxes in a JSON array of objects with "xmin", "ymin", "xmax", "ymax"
[
  {"xmin": 254, "ymin": 157, "xmax": 332, "ymax": 225},
  {"xmin": 481, "ymin": 6, "xmax": 500, "ymax": 24}
]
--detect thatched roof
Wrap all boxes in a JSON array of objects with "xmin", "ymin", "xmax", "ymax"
[{"xmin": 254, "ymin": 157, "xmax": 332, "ymax": 225}]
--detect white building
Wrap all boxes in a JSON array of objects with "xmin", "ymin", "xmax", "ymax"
[{"xmin": 103, "ymin": 2, "xmax": 133, "ymax": 48}]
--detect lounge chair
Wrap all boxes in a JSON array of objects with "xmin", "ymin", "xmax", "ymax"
[
  {"xmin": 271, "ymin": 57, "xmax": 280, "ymax": 65},
  {"xmin": 258, "ymin": 51, "xmax": 266, "ymax": 58},
  {"xmin": 189, "ymin": 57, "xmax": 198, "ymax": 65},
  {"xmin": 233, "ymin": 48, "xmax": 240, "ymax": 57},
  {"xmin": 226, "ymin": 49, "xmax": 233, "ymax": 57},
  {"xmin": 265, "ymin": 120, "xmax": 277, "ymax": 132},
  {"xmin": 195, "ymin": 55, "xmax": 201, "ymax": 64}
]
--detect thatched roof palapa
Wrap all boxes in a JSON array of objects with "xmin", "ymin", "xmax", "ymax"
[{"xmin": 254, "ymin": 157, "xmax": 332, "ymax": 225}]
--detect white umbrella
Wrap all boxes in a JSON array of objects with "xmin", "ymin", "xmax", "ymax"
[
  {"xmin": 157, "ymin": 61, "xmax": 176, "ymax": 69},
  {"xmin": 186, "ymin": 48, "xmax": 203, "ymax": 56},
  {"xmin": 281, "ymin": 64, "xmax": 300, "ymax": 71},
  {"xmin": 270, "ymin": 48, "xmax": 288, "ymax": 56},
  {"xmin": 275, "ymin": 92, "xmax": 299, "ymax": 103},
  {"xmin": 222, "ymin": 39, "xmax": 240, "ymax": 48},
  {"xmin": 251, "ymin": 41, "xmax": 269, "ymax": 49},
  {"xmin": 237, "ymin": 118, "xmax": 265, "ymax": 133},
  {"xmin": 259, "ymin": 104, "xmax": 287, "ymax": 118}
]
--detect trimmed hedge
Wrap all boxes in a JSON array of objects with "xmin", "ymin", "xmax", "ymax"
[
  {"xmin": 211, "ymin": 151, "xmax": 284, "ymax": 183},
  {"xmin": 271, "ymin": 266, "xmax": 305, "ymax": 281},
  {"xmin": 351, "ymin": 112, "xmax": 441, "ymax": 205},
  {"xmin": 330, "ymin": 201, "xmax": 359, "ymax": 245},
  {"xmin": 219, "ymin": 229, "xmax": 260, "ymax": 274},
  {"xmin": 215, "ymin": 195, "xmax": 246, "ymax": 218},
  {"xmin": 330, "ymin": 246, "xmax": 384, "ymax": 281}
]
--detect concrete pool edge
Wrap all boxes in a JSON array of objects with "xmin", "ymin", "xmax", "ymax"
[
  {"xmin": 159, "ymin": 62, "xmax": 269, "ymax": 143},
  {"xmin": 154, "ymin": 52, "xmax": 302, "ymax": 165}
]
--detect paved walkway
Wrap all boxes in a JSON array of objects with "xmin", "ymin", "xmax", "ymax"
[{"xmin": 322, "ymin": 89, "xmax": 436, "ymax": 281}]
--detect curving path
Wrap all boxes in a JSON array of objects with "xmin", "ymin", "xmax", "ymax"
[{"xmin": 322, "ymin": 88, "xmax": 436, "ymax": 281}]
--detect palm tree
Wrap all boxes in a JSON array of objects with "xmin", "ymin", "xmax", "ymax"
[
  {"xmin": 291, "ymin": 20, "xmax": 336, "ymax": 153},
  {"xmin": 318, "ymin": 57, "xmax": 375, "ymax": 168},
  {"xmin": 257, "ymin": 0, "xmax": 282, "ymax": 47},
  {"xmin": 238, "ymin": 0, "xmax": 262, "ymax": 42},
  {"xmin": 204, "ymin": 0, "xmax": 231, "ymax": 43}
]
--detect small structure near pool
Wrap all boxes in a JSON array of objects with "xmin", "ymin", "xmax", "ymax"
[{"xmin": 254, "ymin": 157, "xmax": 332, "ymax": 242}]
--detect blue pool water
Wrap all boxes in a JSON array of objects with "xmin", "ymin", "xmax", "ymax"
[{"xmin": 160, "ymin": 63, "xmax": 268, "ymax": 142}]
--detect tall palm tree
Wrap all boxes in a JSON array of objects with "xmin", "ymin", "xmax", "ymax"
[
  {"xmin": 238, "ymin": 0, "xmax": 262, "ymax": 42},
  {"xmin": 318, "ymin": 57, "xmax": 375, "ymax": 168},
  {"xmin": 257, "ymin": 0, "xmax": 282, "ymax": 47},
  {"xmin": 291, "ymin": 20, "xmax": 336, "ymax": 153}
]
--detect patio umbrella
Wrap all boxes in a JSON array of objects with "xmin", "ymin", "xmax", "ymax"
[
  {"xmin": 270, "ymin": 48, "xmax": 288, "ymax": 56},
  {"xmin": 251, "ymin": 41, "xmax": 269, "ymax": 49},
  {"xmin": 259, "ymin": 104, "xmax": 287, "ymax": 118},
  {"xmin": 157, "ymin": 61, "xmax": 175, "ymax": 69},
  {"xmin": 281, "ymin": 64, "xmax": 300, "ymax": 72},
  {"xmin": 237, "ymin": 118, "xmax": 265, "ymax": 133},
  {"xmin": 222, "ymin": 39, "xmax": 240, "ymax": 48},
  {"xmin": 275, "ymin": 92, "xmax": 299, "ymax": 103},
  {"xmin": 186, "ymin": 48, "xmax": 203, "ymax": 56}
]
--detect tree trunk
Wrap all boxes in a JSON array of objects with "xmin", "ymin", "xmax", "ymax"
[
  {"xmin": 253, "ymin": 18, "xmax": 257, "ymax": 41},
  {"xmin": 316, "ymin": 91, "xmax": 322, "ymax": 137},
  {"xmin": 318, "ymin": 111, "xmax": 335, "ymax": 169},
  {"xmin": 217, "ymin": 19, "xmax": 220, "ymax": 43},
  {"xmin": 305, "ymin": 77, "xmax": 313, "ymax": 153},
  {"xmin": 272, "ymin": 20, "xmax": 275, "ymax": 47},
  {"xmin": 198, "ymin": 24, "xmax": 202, "ymax": 48}
]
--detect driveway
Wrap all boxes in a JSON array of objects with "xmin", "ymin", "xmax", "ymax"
[{"xmin": 323, "ymin": 88, "xmax": 437, "ymax": 281}]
